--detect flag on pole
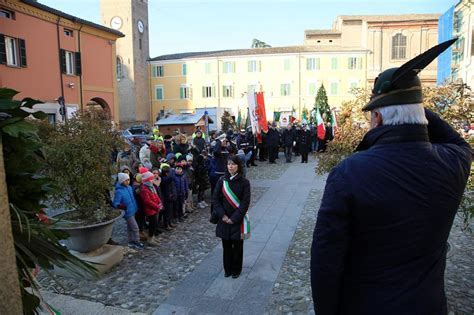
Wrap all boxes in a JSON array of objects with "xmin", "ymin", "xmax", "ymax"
[
  {"xmin": 330, "ymin": 109, "xmax": 338, "ymax": 135},
  {"xmin": 236, "ymin": 109, "xmax": 242, "ymax": 129},
  {"xmin": 247, "ymin": 90, "xmax": 259, "ymax": 135},
  {"xmin": 255, "ymin": 92, "xmax": 268, "ymax": 133},
  {"xmin": 273, "ymin": 111, "xmax": 281, "ymax": 122},
  {"xmin": 244, "ymin": 109, "xmax": 250, "ymax": 129},
  {"xmin": 316, "ymin": 107, "xmax": 326, "ymax": 140}
]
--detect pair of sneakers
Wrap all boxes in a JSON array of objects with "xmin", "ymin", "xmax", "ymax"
[
  {"xmin": 128, "ymin": 241, "xmax": 145, "ymax": 249},
  {"xmin": 197, "ymin": 201, "xmax": 208, "ymax": 209}
]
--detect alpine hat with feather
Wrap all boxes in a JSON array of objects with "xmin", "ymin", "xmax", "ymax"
[{"xmin": 363, "ymin": 38, "xmax": 458, "ymax": 111}]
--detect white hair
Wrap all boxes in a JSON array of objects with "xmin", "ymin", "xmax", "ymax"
[{"xmin": 374, "ymin": 103, "xmax": 428, "ymax": 126}]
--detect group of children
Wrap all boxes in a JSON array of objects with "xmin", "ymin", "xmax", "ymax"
[{"xmin": 112, "ymin": 152, "xmax": 204, "ymax": 249}]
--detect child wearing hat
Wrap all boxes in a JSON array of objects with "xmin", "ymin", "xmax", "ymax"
[
  {"xmin": 140, "ymin": 171, "xmax": 163, "ymax": 246},
  {"xmin": 174, "ymin": 162, "xmax": 189, "ymax": 222},
  {"xmin": 112, "ymin": 172, "xmax": 144, "ymax": 249}
]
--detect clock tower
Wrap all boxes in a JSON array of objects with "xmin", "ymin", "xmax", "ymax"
[{"xmin": 100, "ymin": 0, "xmax": 150, "ymax": 126}]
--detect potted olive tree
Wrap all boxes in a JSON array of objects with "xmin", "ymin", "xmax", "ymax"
[{"xmin": 38, "ymin": 109, "xmax": 124, "ymax": 252}]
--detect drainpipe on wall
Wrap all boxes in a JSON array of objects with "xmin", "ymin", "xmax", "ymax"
[
  {"xmin": 298, "ymin": 53, "xmax": 302, "ymax": 119},
  {"xmin": 56, "ymin": 16, "xmax": 65, "ymax": 113},
  {"xmin": 76, "ymin": 20, "xmax": 84, "ymax": 111}
]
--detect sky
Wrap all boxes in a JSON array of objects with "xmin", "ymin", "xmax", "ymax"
[{"xmin": 40, "ymin": 0, "xmax": 456, "ymax": 57}]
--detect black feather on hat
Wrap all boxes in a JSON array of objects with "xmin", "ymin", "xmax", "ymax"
[{"xmin": 363, "ymin": 38, "xmax": 458, "ymax": 111}]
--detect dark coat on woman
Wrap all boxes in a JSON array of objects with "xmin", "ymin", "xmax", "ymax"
[
  {"xmin": 299, "ymin": 129, "xmax": 312, "ymax": 153},
  {"xmin": 213, "ymin": 174, "xmax": 251, "ymax": 240},
  {"xmin": 173, "ymin": 143, "xmax": 189, "ymax": 156},
  {"xmin": 310, "ymin": 109, "xmax": 472, "ymax": 315},
  {"xmin": 193, "ymin": 136, "xmax": 206, "ymax": 153},
  {"xmin": 190, "ymin": 147, "xmax": 210, "ymax": 192},
  {"xmin": 139, "ymin": 184, "xmax": 163, "ymax": 216}
]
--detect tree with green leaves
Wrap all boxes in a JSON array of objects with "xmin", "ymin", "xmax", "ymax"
[
  {"xmin": 0, "ymin": 88, "xmax": 96, "ymax": 313},
  {"xmin": 314, "ymin": 84, "xmax": 331, "ymax": 122},
  {"xmin": 251, "ymin": 39, "xmax": 271, "ymax": 48},
  {"xmin": 221, "ymin": 110, "xmax": 236, "ymax": 131}
]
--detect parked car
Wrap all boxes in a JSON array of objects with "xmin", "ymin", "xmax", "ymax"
[
  {"xmin": 121, "ymin": 129, "xmax": 150, "ymax": 145},
  {"xmin": 128, "ymin": 124, "xmax": 150, "ymax": 135}
]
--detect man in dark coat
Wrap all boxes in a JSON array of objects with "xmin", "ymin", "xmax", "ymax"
[
  {"xmin": 266, "ymin": 122, "xmax": 280, "ymax": 164},
  {"xmin": 311, "ymin": 39, "xmax": 472, "ymax": 315},
  {"xmin": 281, "ymin": 123, "xmax": 295, "ymax": 162},
  {"xmin": 299, "ymin": 123, "xmax": 312, "ymax": 163}
]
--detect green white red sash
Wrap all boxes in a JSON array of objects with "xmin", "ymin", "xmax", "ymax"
[{"xmin": 222, "ymin": 180, "xmax": 250, "ymax": 240}]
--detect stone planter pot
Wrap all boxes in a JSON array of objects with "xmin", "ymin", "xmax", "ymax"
[{"xmin": 53, "ymin": 210, "xmax": 124, "ymax": 253}]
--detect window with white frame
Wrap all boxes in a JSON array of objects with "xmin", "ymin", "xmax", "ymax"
[
  {"xmin": 391, "ymin": 33, "xmax": 406, "ymax": 60},
  {"xmin": 180, "ymin": 85, "xmax": 191, "ymax": 99},
  {"xmin": 330, "ymin": 82, "xmax": 338, "ymax": 95},
  {"xmin": 223, "ymin": 61, "xmax": 235, "ymax": 73},
  {"xmin": 155, "ymin": 85, "xmax": 164, "ymax": 100},
  {"xmin": 348, "ymin": 57, "xmax": 362, "ymax": 70},
  {"xmin": 223, "ymin": 85, "xmax": 234, "ymax": 98},
  {"xmin": 205, "ymin": 62, "xmax": 211, "ymax": 74},
  {"xmin": 182, "ymin": 63, "xmax": 187, "ymax": 75},
  {"xmin": 306, "ymin": 58, "xmax": 320, "ymax": 70},
  {"xmin": 65, "ymin": 51, "xmax": 74, "ymax": 75},
  {"xmin": 64, "ymin": 29, "xmax": 73, "ymax": 37},
  {"xmin": 5, "ymin": 36, "xmax": 18, "ymax": 66},
  {"xmin": 281, "ymin": 83, "xmax": 291, "ymax": 96},
  {"xmin": 202, "ymin": 85, "xmax": 215, "ymax": 98},
  {"xmin": 284, "ymin": 59, "xmax": 291, "ymax": 71},
  {"xmin": 248, "ymin": 60, "xmax": 261, "ymax": 72},
  {"xmin": 349, "ymin": 80, "xmax": 359, "ymax": 90},
  {"xmin": 153, "ymin": 65, "xmax": 164, "ymax": 77},
  {"xmin": 331, "ymin": 57, "xmax": 338, "ymax": 70},
  {"xmin": 308, "ymin": 82, "xmax": 318, "ymax": 95}
]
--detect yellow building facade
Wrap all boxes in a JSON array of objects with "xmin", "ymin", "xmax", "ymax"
[
  {"xmin": 150, "ymin": 47, "xmax": 368, "ymax": 124},
  {"xmin": 149, "ymin": 14, "xmax": 440, "ymax": 127}
]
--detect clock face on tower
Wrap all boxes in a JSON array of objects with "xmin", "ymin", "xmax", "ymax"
[
  {"xmin": 137, "ymin": 20, "xmax": 144, "ymax": 34},
  {"xmin": 110, "ymin": 16, "xmax": 122, "ymax": 30}
]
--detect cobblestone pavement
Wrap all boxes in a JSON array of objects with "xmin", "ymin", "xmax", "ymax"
[
  {"xmin": 265, "ymin": 185, "xmax": 474, "ymax": 314},
  {"xmin": 265, "ymin": 188, "xmax": 323, "ymax": 315},
  {"xmin": 39, "ymin": 187, "xmax": 267, "ymax": 314},
  {"xmin": 246, "ymin": 157, "xmax": 290, "ymax": 180}
]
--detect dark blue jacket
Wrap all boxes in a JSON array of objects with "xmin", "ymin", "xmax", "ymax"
[
  {"xmin": 160, "ymin": 170, "xmax": 177, "ymax": 202},
  {"xmin": 311, "ymin": 110, "xmax": 472, "ymax": 315},
  {"xmin": 112, "ymin": 183, "xmax": 139, "ymax": 219},
  {"xmin": 174, "ymin": 173, "xmax": 189, "ymax": 199}
]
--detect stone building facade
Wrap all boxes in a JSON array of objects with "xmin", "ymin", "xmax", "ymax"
[{"xmin": 100, "ymin": 0, "xmax": 150, "ymax": 127}]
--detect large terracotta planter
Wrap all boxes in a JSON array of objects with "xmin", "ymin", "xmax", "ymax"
[{"xmin": 53, "ymin": 210, "xmax": 123, "ymax": 253}]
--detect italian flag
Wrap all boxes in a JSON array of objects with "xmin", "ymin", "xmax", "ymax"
[
  {"xmin": 330, "ymin": 109, "xmax": 338, "ymax": 136},
  {"xmin": 316, "ymin": 107, "xmax": 326, "ymax": 140},
  {"xmin": 222, "ymin": 180, "xmax": 250, "ymax": 240}
]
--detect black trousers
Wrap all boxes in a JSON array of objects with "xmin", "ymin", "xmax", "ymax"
[
  {"xmin": 148, "ymin": 213, "xmax": 158, "ymax": 237},
  {"xmin": 268, "ymin": 146, "xmax": 278, "ymax": 163},
  {"xmin": 284, "ymin": 145, "xmax": 292, "ymax": 162},
  {"xmin": 222, "ymin": 239, "xmax": 243, "ymax": 276}
]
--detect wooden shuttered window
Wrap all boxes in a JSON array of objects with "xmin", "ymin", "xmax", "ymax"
[
  {"xmin": 75, "ymin": 52, "xmax": 81, "ymax": 75},
  {"xmin": 0, "ymin": 34, "xmax": 6, "ymax": 64},
  {"xmin": 18, "ymin": 38, "xmax": 26, "ymax": 67},
  {"xmin": 60, "ymin": 49, "xmax": 66, "ymax": 73}
]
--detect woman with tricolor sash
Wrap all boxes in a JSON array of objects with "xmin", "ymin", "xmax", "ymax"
[{"xmin": 212, "ymin": 155, "xmax": 251, "ymax": 279}]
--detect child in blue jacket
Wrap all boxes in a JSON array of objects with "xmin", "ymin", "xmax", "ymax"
[{"xmin": 112, "ymin": 172, "xmax": 144, "ymax": 249}]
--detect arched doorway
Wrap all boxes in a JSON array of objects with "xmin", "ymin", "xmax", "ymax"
[{"xmin": 87, "ymin": 97, "xmax": 111, "ymax": 120}]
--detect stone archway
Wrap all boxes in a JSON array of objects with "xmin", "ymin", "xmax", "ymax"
[{"xmin": 87, "ymin": 97, "xmax": 111, "ymax": 119}]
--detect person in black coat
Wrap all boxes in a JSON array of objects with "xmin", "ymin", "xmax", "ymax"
[
  {"xmin": 311, "ymin": 41, "xmax": 472, "ymax": 315},
  {"xmin": 266, "ymin": 122, "xmax": 280, "ymax": 164},
  {"xmin": 245, "ymin": 127, "xmax": 257, "ymax": 167},
  {"xmin": 299, "ymin": 123, "xmax": 312, "ymax": 163},
  {"xmin": 281, "ymin": 123, "xmax": 295, "ymax": 163},
  {"xmin": 213, "ymin": 155, "xmax": 251, "ymax": 279}
]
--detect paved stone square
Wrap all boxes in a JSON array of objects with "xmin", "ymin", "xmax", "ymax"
[{"xmin": 40, "ymin": 154, "xmax": 473, "ymax": 315}]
